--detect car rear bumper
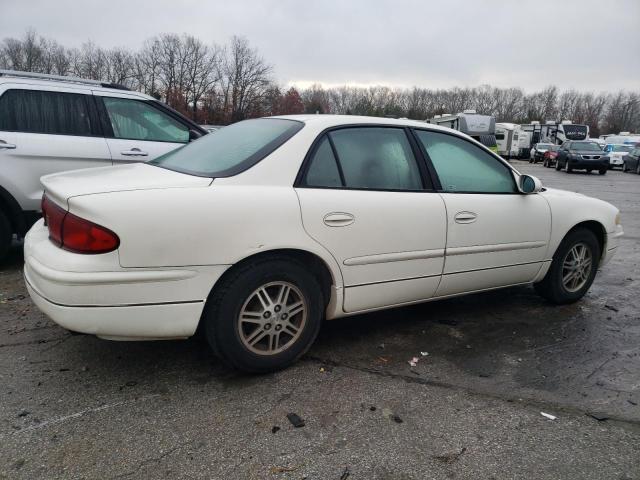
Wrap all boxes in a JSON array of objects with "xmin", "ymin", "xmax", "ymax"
[{"xmin": 24, "ymin": 219, "xmax": 228, "ymax": 340}]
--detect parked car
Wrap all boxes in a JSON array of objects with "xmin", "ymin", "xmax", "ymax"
[
  {"xmin": 542, "ymin": 145, "xmax": 561, "ymax": 168},
  {"xmin": 622, "ymin": 147, "xmax": 640, "ymax": 174},
  {"xmin": 555, "ymin": 140, "xmax": 610, "ymax": 174},
  {"xmin": 529, "ymin": 143, "xmax": 555, "ymax": 163},
  {"xmin": 0, "ymin": 70, "xmax": 207, "ymax": 260},
  {"xmin": 24, "ymin": 115, "xmax": 623, "ymax": 372},
  {"xmin": 604, "ymin": 144, "xmax": 634, "ymax": 170}
]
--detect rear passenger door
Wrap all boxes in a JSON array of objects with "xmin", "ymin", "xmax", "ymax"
[
  {"xmin": 295, "ymin": 126, "xmax": 447, "ymax": 313},
  {"xmin": 0, "ymin": 85, "xmax": 111, "ymax": 213},
  {"xmin": 93, "ymin": 92, "xmax": 191, "ymax": 164}
]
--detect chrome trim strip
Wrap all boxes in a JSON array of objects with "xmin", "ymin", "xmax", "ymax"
[
  {"xmin": 344, "ymin": 249, "xmax": 445, "ymax": 266},
  {"xmin": 446, "ymin": 241, "xmax": 547, "ymax": 256}
]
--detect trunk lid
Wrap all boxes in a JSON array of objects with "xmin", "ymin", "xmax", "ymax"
[{"xmin": 41, "ymin": 163, "xmax": 211, "ymax": 205}]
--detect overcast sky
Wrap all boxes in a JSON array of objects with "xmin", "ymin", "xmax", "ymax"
[{"xmin": 1, "ymin": 0, "xmax": 639, "ymax": 92}]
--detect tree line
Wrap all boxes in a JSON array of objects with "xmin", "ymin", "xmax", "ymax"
[{"xmin": 1, "ymin": 30, "xmax": 638, "ymax": 136}]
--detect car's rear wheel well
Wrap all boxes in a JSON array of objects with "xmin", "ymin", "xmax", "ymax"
[
  {"xmin": 196, "ymin": 249, "xmax": 335, "ymax": 336},
  {"xmin": 567, "ymin": 221, "xmax": 606, "ymax": 259}
]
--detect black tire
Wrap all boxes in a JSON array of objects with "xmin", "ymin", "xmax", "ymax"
[
  {"xmin": 565, "ymin": 161, "xmax": 572, "ymax": 173},
  {"xmin": 622, "ymin": 164, "xmax": 627, "ymax": 172},
  {"xmin": 0, "ymin": 210, "xmax": 11, "ymax": 262},
  {"xmin": 529, "ymin": 158, "xmax": 534, "ymax": 163},
  {"xmin": 202, "ymin": 257, "xmax": 324, "ymax": 373},
  {"xmin": 636, "ymin": 164, "xmax": 640, "ymax": 175},
  {"xmin": 555, "ymin": 160, "xmax": 562, "ymax": 171},
  {"xmin": 534, "ymin": 228, "xmax": 601, "ymax": 305},
  {"xmin": 599, "ymin": 169, "xmax": 607, "ymax": 175}
]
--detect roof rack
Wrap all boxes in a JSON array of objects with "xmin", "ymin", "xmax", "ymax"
[{"xmin": 0, "ymin": 69, "xmax": 130, "ymax": 91}]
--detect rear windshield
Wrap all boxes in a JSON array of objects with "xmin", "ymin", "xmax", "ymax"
[
  {"xmin": 571, "ymin": 142, "xmax": 601, "ymax": 151},
  {"xmin": 150, "ymin": 118, "xmax": 303, "ymax": 177},
  {"xmin": 537, "ymin": 143, "xmax": 554, "ymax": 149}
]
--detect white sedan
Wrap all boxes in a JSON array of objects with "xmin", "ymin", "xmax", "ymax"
[{"xmin": 24, "ymin": 115, "xmax": 624, "ymax": 372}]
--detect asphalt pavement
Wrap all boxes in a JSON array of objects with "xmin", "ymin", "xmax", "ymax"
[{"xmin": 1, "ymin": 161, "xmax": 639, "ymax": 479}]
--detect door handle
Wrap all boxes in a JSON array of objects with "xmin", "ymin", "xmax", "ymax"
[
  {"xmin": 0, "ymin": 141, "xmax": 16, "ymax": 150},
  {"xmin": 121, "ymin": 148, "xmax": 148, "ymax": 157},
  {"xmin": 323, "ymin": 212, "xmax": 355, "ymax": 227},
  {"xmin": 454, "ymin": 211, "xmax": 477, "ymax": 224}
]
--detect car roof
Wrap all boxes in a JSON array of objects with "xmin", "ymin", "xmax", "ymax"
[
  {"xmin": 270, "ymin": 114, "xmax": 464, "ymax": 135},
  {"xmin": 0, "ymin": 75, "xmax": 154, "ymax": 99}
]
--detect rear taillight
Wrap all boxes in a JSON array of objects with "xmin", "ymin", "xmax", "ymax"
[{"xmin": 41, "ymin": 194, "xmax": 119, "ymax": 254}]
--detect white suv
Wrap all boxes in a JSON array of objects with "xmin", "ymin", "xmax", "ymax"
[{"xmin": 0, "ymin": 70, "xmax": 206, "ymax": 260}]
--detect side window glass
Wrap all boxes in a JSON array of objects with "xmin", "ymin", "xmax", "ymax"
[
  {"xmin": 0, "ymin": 89, "xmax": 96, "ymax": 136},
  {"xmin": 415, "ymin": 130, "xmax": 516, "ymax": 193},
  {"xmin": 303, "ymin": 136, "xmax": 343, "ymax": 188},
  {"xmin": 102, "ymin": 97, "xmax": 189, "ymax": 143},
  {"xmin": 329, "ymin": 128, "xmax": 423, "ymax": 190}
]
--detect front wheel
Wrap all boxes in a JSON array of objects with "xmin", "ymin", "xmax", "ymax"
[
  {"xmin": 534, "ymin": 228, "xmax": 600, "ymax": 304},
  {"xmin": 622, "ymin": 164, "xmax": 628, "ymax": 172},
  {"xmin": 203, "ymin": 257, "xmax": 324, "ymax": 373},
  {"xmin": 636, "ymin": 164, "xmax": 640, "ymax": 175},
  {"xmin": 599, "ymin": 169, "xmax": 607, "ymax": 175},
  {"xmin": 555, "ymin": 160, "xmax": 562, "ymax": 171},
  {"xmin": 565, "ymin": 161, "xmax": 572, "ymax": 173}
]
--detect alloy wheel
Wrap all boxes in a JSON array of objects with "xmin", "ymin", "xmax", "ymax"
[
  {"xmin": 561, "ymin": 242, "xmax": 593, "ymax": 293},
  {"xmin": 237, "ymin": 281, "xmax": 307, "ymax": 355}
]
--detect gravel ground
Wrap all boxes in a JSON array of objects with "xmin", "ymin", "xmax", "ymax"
[{"xmin": 0, "ymin": 161, "xmax": 639, "ymax": 479}]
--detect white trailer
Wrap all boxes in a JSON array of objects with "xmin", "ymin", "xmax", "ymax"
[
  {"xmin": 521, "ymin": 120, "xmax": 589, "ymax": 147},
  {"xmin": 495, "ymin": 123, "xmax": 529, "ymax": 159},
  {"xmin": 427, "ymin": 110, "xmax": 498, "ymax": 153}
]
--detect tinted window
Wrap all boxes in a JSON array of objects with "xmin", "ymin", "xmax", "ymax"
[
  {"xmin": 151, "ymin": 118, "xmax": 303, "ymax": 177},
  {"xmin": 0, "ymin": 89, "xmax": 97, "ymax": 136},
  {"xmin": 328, "ymin": 128, "xmax": 423, "ymax": 190},
  {"xmin": 415, "ymin": 130, "xmax": 516, "ymax": 193},
  {"xmin": 303, "ymin": 136, "xmax": 342, "ymax": 187},
  {"xmin": 102, "ymin": 97, "xmax": 189, "ymax": 143}
]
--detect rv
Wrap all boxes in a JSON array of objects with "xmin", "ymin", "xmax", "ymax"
[
  {"xmin": 428, "ymin": 110, "xmax": 498, "ymax": 153},
  {"xmin": 495, "ymin": 123, "xmax": 530, "ymax": 159},
  {"xmin": 521, "ymin": 120, "xmax": 589, "ymax": 147},
  {"xmin": 602, "ymin": 132, "xmax": 640, "ymax": 146}
]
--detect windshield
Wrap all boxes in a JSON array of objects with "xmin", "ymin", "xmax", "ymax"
[
  {"xmin": 611, "ymin": 145, "xmax": 634, "ymax": 152},
  {"xmin": 571, "ymin": 142, "xmax": 601, "ymax": 151},
  {"xmin": 150, "ymin": 118, "xmax": 303, "ymax": 177},
  {"xmin": 537, "ymin": 143, "xmax": 554, "ymax": 149}
]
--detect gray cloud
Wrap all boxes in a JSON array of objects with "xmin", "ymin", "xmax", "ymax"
[{"xmin": 1, "ymin": 0, "xmax": 639, "ymax": 91}]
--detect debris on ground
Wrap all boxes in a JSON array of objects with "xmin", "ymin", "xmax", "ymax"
[
  {"xmin": 381, "ymin": 407, "xmax": 403, "ymax": 423},
  {"xmin": 17, "ymin": 410, "xmax": 29, "ymax": 418},
  {"xmin": 587, "ymin": 412, "xmax": 609, "ymax": 422},
  {"xmin": 408, "ymin": 357, "xmax": 419, "ymax": 367},
  {"xmin": 271, "ymin": 426, "xmax": 280, "ymax": 434},
  {"xmin": 540, "ymin": 412, "xmax": 557, "ymax": 420},
  {"xmin": 369, "ymin": 406, "xmax": 376, "ymax": 411},
  {"xmin": 286, "ymin": 412, "xmax": 305, "ymax": 428},
  {"xmin": 269, "ymin": 465, "xmax": 299, "ymax": 474},
  {"xmin": 627, "ymin": 400, "xmax": 637, "ymax": 406},
  {"xmin": 420, "ymin": 351, "xmax": 429, "ymax": 356},
  {"xmin": 377, "ymin": 356, "xmax": 389, "ymax": 363},
  {"xmin": 339, "ymin": 466, "xmax": 350, "ymax": 479},
  {"xmin": 433, "ymin": 447, "xmax": 467, "ymax": 464},
  {"xmin": 604, "ymin": 304, "xmax": 619, "ymax": 312}
]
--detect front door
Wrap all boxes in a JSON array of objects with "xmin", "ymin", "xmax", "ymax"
[
  {"xmin": 295, "ymin": 127, "xmax": 447, "ymax": 313},
  {"xmin": 94, "ymin": 92, "xmax": 190, "ymax": 164},
  {"xmin": 412, "ymin": 129, "xmax": 551, "ymax": 297}
]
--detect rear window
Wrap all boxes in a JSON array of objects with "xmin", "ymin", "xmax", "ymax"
[
  {"xmin": 0, "ymin": 89, "xmax": 99, "ymax": 136},
  {"xmin": 150, "ymin": 118, "xmax": 303, "ymax": 177}
]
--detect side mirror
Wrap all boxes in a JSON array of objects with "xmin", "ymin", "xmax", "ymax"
[
  {"xmin": 189, "ymin": 129, "xmax": 203, "ymax": 142},
  {"xmin": 519, "ymin": 174, "xmax": 543, "ymax": 194}
]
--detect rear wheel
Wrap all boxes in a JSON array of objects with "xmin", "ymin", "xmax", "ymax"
[
  {"xmin": 0, "ymin": 210, "xmax": 11, "ymax": 262},
  {"xmin": 599, "ymin": 168, "xmax": 607, "ymax": 175},
  {"xmin": 203, "ymin": 257, "xmax": 324, "ymax": 373},
  {"xmin": 534, "ymin": 228, "xmax": 600, "ymax": 304}
]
